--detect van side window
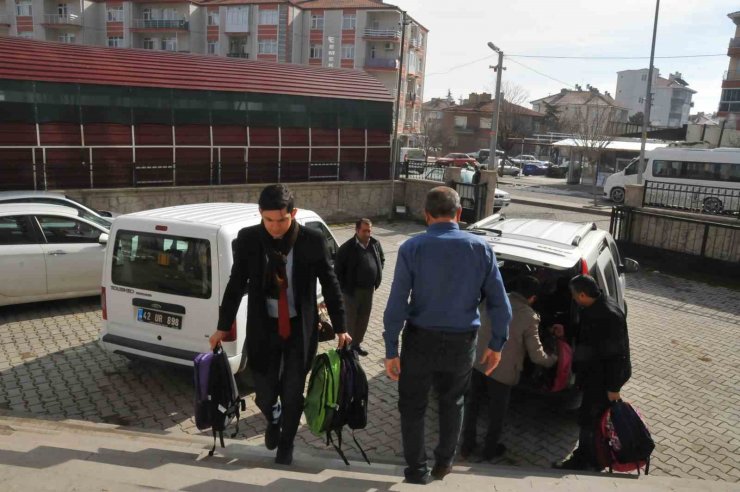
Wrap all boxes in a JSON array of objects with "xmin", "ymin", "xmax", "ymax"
[
  {"xmin": 0, "ymin": 216, "xmax": 37, "ymax": 245},
  {"xmin": 304, "ymin": 221, "xmax": 338, "ymax": 258},
  {"xmin": 624, "ymin": 161, "xmax": 637, "ymax": 175},
  {"xmin": 607, "ymin": 238, "xmax": 621, "ymax": 267}
]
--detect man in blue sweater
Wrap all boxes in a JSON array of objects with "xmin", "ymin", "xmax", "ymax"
[{"xmin": 383, "ymin": 186, "xmax": 512, "ymax": 485}]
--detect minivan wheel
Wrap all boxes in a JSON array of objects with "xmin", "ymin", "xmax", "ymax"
[
  {"xmin": 702, "ymin": 196, "xmax": 723, "ymax": 214},
  {"xmin": 610, "ymin": 187, "xmax": 625, "ymax": 203}
]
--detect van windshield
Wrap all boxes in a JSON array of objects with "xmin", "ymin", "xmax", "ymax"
[{"xmin": 111, "ymin": 230, "xmax": 212, "ymax": 299}]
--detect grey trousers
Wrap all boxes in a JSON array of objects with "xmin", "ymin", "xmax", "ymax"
[{"xmin": 343, "ymin": 287, "xmax": 374, "ymax": 346}]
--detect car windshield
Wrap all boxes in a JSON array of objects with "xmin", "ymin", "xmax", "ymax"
[{"xmin": 111, "ymin": 230, "xmax": 212, "ymax": 299}]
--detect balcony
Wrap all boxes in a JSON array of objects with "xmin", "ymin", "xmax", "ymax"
[
  {"xmin": 132, "ymin": 18, "xmax": 189, "ymax": 30},
  {"xmin": 227, "ymin": 52, "xmax": 249, "ymax": 58},
  {"xmin": 363, "ymin": 28, "xmax": 401, "ymax": 39},
  {"xmin": 365, "ymin": 58, "xmax": 399, "ymax": 70},
  {"xmin": 43, "ymin": 13, "xmax": 82, "ymax": 26},
  {"xmin": 410, "ymin": 37, "xmax": 423, "ymax": 50},
  {"xmin": 723, "ymin": 70, "xmax": 740, "ymax": 81}
]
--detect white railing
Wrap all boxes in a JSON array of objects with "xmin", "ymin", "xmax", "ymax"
[
  {"xmin": 363, "ymin": 28, "xmax": 401, "ymax": 39},
  {"xmin": 410, "ymin": 38, "xmax": 423, "ymax": 49},
  {"xmin": 44, "ymin": 13, "xmax": 82, "ymax": 25},
  {"xmin": 132, "ymin": 18, "xmax": 189, "ymax": 30}
]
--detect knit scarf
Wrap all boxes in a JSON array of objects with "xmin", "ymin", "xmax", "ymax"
[{"xmin": 259, "ymin": 219, "xmax": 300, "ymax": 299}]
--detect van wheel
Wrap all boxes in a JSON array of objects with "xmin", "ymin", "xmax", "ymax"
[
  {"xmin": 702, "ymin": 197, "xmax": 723, "ymax": 214},
  {"xmin": 610, "ymin": 187, "xmax": 625, "ymax": 203}
]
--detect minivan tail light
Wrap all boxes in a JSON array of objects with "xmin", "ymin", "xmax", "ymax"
[
  {"xmin": 101, "ymin": 287, "xmax": 107, "ymax": 320},
  {"xmin": 223, "ymin": 321, "xmax": 237, "ymax": 342},
  {"xmin": 580, "ymin": 258, "xmax": 589, "ymax": 275}
]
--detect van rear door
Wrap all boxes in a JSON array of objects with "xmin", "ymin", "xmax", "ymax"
[{"xmin": 105, "ymin": 224, "xmax": 219, "ymax": 364}]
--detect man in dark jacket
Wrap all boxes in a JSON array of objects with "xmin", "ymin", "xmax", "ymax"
[
  {"xmin": 553, "ymin": 274, "xmax": 631, "ymax": 471},
  {"xmin": 334, "ymin": 218, "xmax": 385, "ymax": 356},
  {"xmin": 210, "ymin": 184, "xmax": 350, "ymax": 466}
]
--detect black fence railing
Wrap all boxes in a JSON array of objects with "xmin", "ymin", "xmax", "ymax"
[
  {"xmin": 396, "ymin": 160, "xmax": 446, "ymax": 181},
  {"xmin": 643, "ymin": 180, "xmax": 740, "ymax": 218}
]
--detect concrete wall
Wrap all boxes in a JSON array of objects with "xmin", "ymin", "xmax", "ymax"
[{"xmin": 68, "ymin": 181, "xmax": 396, "ymax": 224}]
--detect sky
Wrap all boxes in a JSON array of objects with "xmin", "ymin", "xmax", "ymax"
[{"xmin": 396, "ymin": 0, "xmax": 738, "ymax": 115}]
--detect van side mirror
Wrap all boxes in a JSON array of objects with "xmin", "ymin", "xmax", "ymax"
[
  {"xmin": 620, "ymin": 258, "xmax": 639, "ymax": 274},
  {"xmin": 98, "ymin": 233, "xmax": 109, "ymax": 245}
]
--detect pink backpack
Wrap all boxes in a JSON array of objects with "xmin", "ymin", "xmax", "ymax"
[{"xmin": 548, "ymin": 338, "xmax": 572, "ymax": 392}]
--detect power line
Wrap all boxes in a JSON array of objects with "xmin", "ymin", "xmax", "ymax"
[
  {"xmin": 508, "ymin": 53, "xmax": 727, "ymax": 60},
  {"xmin": 505, "ymin": 57, "xmax": 576, "ymax": 89},
  {"xmin": 424, "ymin": 54, "xmax": 495, "ymax": 76}
]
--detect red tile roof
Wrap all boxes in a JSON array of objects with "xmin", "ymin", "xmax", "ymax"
[
  {"xmin": 0, "ymin": 37, "xmax": 393, "ymax": 102},
  {"xmin": 293, "ymin": 0, "xmax": 396, "ymax": 9}
]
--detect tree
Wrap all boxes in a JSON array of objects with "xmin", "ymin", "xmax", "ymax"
[
  {"xmin": 629, "ymin": 112, "xmax": 644, "ymax": 125},
  {"xmin": 420, "ymin": 116, "xmax": 452, "ymax": 158},
  {"xmin": 560, "ymin": 103, "xmax": 621, "ymax": 204},
  {"xmin": 495, "ymin": 82, "xmax": 532, "ymax": 157},
  {"xmin": 542, "ymin": 102, "xmax": 562, "ymax": 133}
]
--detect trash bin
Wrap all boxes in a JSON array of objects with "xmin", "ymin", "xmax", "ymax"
[{"xmin": 566, "ymin": 161, "xmax": 582, "ymax": 185}]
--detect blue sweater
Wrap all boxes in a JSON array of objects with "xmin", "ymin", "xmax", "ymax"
[{"xmin": 382, "ymin": 221, "xmax": 512, "ymax": 359}]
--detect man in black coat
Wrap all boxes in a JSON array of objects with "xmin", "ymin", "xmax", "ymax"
[
  {"xmin": 553, "ymin": 274, "xmax": 631, "ymax": 471},
  {"xmin": 210, "ymin": 184, "xmax": 350, "ymax": 466},
  {"xmin": 334, "ymin": 218, "xmax": 385, "ymax": 356}
]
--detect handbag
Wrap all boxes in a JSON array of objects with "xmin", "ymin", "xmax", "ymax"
[{"xmin": 318, "ymin": 303, "xmax": 336, "ymax": 342}]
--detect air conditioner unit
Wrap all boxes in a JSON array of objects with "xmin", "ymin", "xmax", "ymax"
[{"xmin": 384, "ymin": 42, "xmax": 396, "ymax": 51}]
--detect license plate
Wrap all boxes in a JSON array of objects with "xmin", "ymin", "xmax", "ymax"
[{"xmin": 137, "ymin": 308, "xmax": 182, "ymax": 329}]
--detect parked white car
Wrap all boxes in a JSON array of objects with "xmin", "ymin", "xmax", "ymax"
[
  {"xmin": 0, "ymin": 191, "xmax": 118, "ymax": 226},
  {"xmin": 99, "ymin": 203, "xmax": 339, "ymax": 372},
  {"xmin": 0, "ymin": 203, "xmax": 110, "ymax": 306}
]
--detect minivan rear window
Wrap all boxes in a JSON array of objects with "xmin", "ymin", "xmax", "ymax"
[{"xmin": 111, "ymin": 230, "xmax": 212, "ymax": 299}]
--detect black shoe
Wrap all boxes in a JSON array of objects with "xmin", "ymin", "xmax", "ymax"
[
  {"xmin": 275, "ymin": 444, "xmax": 294, "ymax": 465},
  {"xmin": 481, "ymin": 443, "xmax": 507, "ymax": 460},
  {"xmin": 404, "ymin": 471, "xmax": 431, "ymax": 485},
  {"xmin": 353, "ymin": 345, "xmax": 369, "ymax": 357},
  {"xmin": 552, "ymin": 454, "xmax": 589, "ymax": 471},
  {"xmin": 265, "ymin": 423, "xmax": 280, "ymax": 451},
  {"xmin": 431, "ymin": 464, "xmax": 452, "ymax": 480}
]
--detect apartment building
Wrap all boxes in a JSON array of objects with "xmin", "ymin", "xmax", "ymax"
[
  {"xmin": 0, "ymin": 0, "xmax": 427, "ymax": 136},
  {"xmin": 615, "ymin": 68, "xmax": 696, "ymax": 128},
  {"xmin": 718, "ymin": 10, "xmax": 740, "ymax": 129}
]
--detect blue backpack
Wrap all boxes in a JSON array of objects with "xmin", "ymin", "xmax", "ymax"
[{"xmin": 194, "ymin": 347, "xmax": 246, "ymax": 456}]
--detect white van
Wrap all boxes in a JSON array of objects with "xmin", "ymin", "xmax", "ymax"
[
  {"xmin": 604, "ymin": 148, "xmax": 740, "ymax": 213},
  {"xmin": 99, "ymin": 203, "xmax": 338, "ymax": 373}
]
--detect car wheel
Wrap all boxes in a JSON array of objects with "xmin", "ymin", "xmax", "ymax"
[
  {"xmin": 702, "ymin": 196, "xmax": 723, "ymax": 214},
  {"xmin": 610, "ymin": 187, "xmax": 625, "ymax": 204}
]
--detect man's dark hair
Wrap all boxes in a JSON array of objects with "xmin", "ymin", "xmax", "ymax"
[
  {"xmin": 515, "ymin": 276, "xmax": 540, "ymax": 299},
  {"xmin": 569, "ymin": 274, "xmax": 601, "ymax": 298},
  {"xmin": 258, "ymin": 184, "xmax": 295, "ymax": 212},
  {"xmin": 424, "ymin": 186, "xmax": 460, "ymax": 219},
  {"xmin": 356, "ymin": 218, "xmax": 372, "ymax": 230}
]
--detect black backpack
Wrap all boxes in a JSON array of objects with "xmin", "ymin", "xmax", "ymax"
[
  {"xmin": 194, "ymin": 346, "xmax": 246, "ymax": 456},
  {"xmin": 324, "ymin": 348, "xmax": 370, "ymax": 465},
  {"xmin": 596, "ymin": 400, "xmax": 655, "ymax": 475}
]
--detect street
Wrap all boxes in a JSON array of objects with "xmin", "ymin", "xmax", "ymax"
[{"xmin": 0, "ymin": 204, "xmax": 738, "ymax": 483}]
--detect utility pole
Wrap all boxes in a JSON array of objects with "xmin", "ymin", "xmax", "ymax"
[
  {"xmin": 487, "ymin": 42, "xmax": 503, "ymax": 174},
  {"xmin": 389, "ymin": 11, "xmax": 408, "ymax": 218},
  {"xmin": 637, "ymin": 0, "xmax": 660, "ymax": 185}
]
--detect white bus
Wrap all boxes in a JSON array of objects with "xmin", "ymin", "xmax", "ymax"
[{"xmin": 604, "ymin": 147, "xmax": 740, "ymax": 215}]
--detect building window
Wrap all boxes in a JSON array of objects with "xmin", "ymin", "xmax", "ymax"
[
  {"xmin": 16, "ymin": 0, "xmax": 32, "ymax": 16},
  {"xmin": 341, "ymin": 44, "xmax": 354, "ymax": 59},
  {"xmin": 18, "ymin": 31, "xmax": 34, "ymax": 38},
  {"xmin": 161, "ymin": 37, "xmax": 177, "ymax": 51},
  {"xmin": 143, "ymin": 37, "xmax": 155, "ymax": 50},
  {"xmin": 258, "ymin": 38, "xmax": 277, "ymax": 54},
  {"xmin": 641, "ymin": 74, "xmax": 647, "ymax": 81},
  {"xmin": 229, "ymin": 37, "xmax": 247, "ymax": 56},
  {"xmin": 342, "ymin": 12, "xmax": 356, "ymax": 30},
  {"xmin": 58, "ymin": 33, "xmax": 75, "ymax": 43},
  {"xmin": 258, "ymin": 8, "xmax": 278, "ymax": 25},
  {"xmin": 142, "ymin": 8, "xmax": 152, "ymax": 20},
  {"xmin": 57, "ymin": 3, "xmax": 68, "ymax": 16},
  {"xmin": 107, "ymin": 6, "xmax": 124, "ymax": 22},
  {"xmin": 226, "ymin": 6, "xmax": 248, "ymax": 28},
  {"xmin": 480, "ymin": 117, "xmax": 491, "ymax": 129},
  {"xmin": 310, "ymin": 43, "xmax": 323, "ymax": 59},
  {"xmin": 207, "ymin": 10, "xmax": 219, "ymax": 26},
  {"xmin": 311, "ymin": 13, "xmax": 324, "ymax": 30},
  {"xmin": 208, "ymin": 40, "xmax": 219, "ymax": 54},
  {"xmin": 638, "ymin": 97, "xmax": 644, "ymax": 104},
  {"xmin": 454, "ymin": 116, "xmax": 467, "ymax": 129},
  {"xmin": 107, "ymin": 36, "xmax": 124, "ymax": 48}
]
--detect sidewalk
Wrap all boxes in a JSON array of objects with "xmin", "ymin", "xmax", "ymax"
[
  {"xmin": 0, "ymin": 413, "xmax": 736, "ymax": 492},
  {"xmin": 498, "ymin": 178, "xmax": 614, "ymax": 216}
]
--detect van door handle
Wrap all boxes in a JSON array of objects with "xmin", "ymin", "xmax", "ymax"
[{"xmin": 48, "ymin": 250, "xmax": 67, "ymax": 256}]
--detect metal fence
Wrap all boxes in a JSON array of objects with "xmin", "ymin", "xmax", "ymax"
[
  {"xmin": 457, "ymin": 182, "xmax": 488, "ymax": 223},
  {"xmin": 396, "ymin": 160, "xmax": 445, "ymax": 181},
  {"xmin": 643, "ymin": 180, "xmax": 740, "ymax": 218}
]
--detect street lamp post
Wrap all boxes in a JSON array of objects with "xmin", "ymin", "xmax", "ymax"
[
  {"xmin": 487, "ymin": 42, "xmax": 503, "ymax": 174},
  {"xmin": 637, "ymin": 0, "xmax": 660, "ymax": 184},
  {"xmin": 389, "ymin": 11, "xmax": 409, "ymax": 219}
]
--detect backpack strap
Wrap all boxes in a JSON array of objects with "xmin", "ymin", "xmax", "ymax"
[
  {"xmin": 327, "ymin": 429, "xmax": 350, "ymax": 466},
  {"xmin": 352, "ymin": 430, "xmax": 371, "ymax": 465}
]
